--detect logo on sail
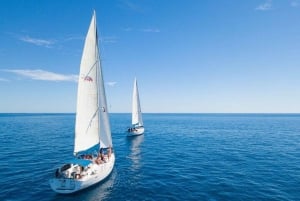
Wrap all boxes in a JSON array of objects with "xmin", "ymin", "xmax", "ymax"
[{"xmin": 83, "ymin": 76, "xmax": 93, "ymax": 82}]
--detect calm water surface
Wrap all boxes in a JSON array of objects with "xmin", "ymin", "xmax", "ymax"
[{"xmin": 0, "ymin": 113, "xmax": 299, "ymax": 201}]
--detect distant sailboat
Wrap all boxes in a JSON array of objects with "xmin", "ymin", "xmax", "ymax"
[
  {"xmin": 127, "ymin": 78, "xmax": 144, "ymax": 136},
  {"xmin": 49, "ymin": 11, "xmax": 115, "ymax": 194}
]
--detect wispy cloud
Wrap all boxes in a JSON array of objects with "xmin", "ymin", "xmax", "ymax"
[
  {"xmin": 256, "ymin": 0, "xmax": 273, "ymax": 11},
  {"xmin": 123, "ymin": 27, "xmax": 133, "ymax": 32},
  {"xmin": 19, "ymin": 35, "xmax": 55, "ymax": 48},
  {"xmin": 122, "ymin": 27, "xmax": 160, "ymax": 33},
  {"xmin": 4, "ymin": 69, "xmax": 78, "ymax": 82},
  {"xmin": 64, "ymin": 35, "xmax": 85, "ymax": 42},
  {"xmin": 290, "ymin": 0, "xmax": 300, "ymax": 7},
  {"xmin": 141, "ymin": 28, "xmax": 160, "ymax": 33},
  {"xmin": 120, "ymin": 0, "xmax": 143, "ymax": 12},
  {"xmin": 0, "ymin": 78, "xmax": 9, "ymax": 82},
  {"xmin": 107, "ymin": 81, "xmax": 117, "ymax": 87},
  {"xmin": 101, "ymin": 36, "xmax": 118, "ymax": 43}
]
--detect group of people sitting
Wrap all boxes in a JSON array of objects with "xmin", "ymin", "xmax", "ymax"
[
  {"xmin": 96, "ymin": 147, "xmax": 112, "ymax": 164},
  {"xmin": 80, "ymin": 147, "xmax": 112, "ymax": 165},
  {"xmin": 54, "ymin": 147, "xmax": 113, "ymax": 180},
  {"xmin": 128, "ymin": 127, "xmax": 138, "ymax": 132}
]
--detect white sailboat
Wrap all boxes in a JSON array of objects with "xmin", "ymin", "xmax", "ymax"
[
  {"xmin": 127, "ymin": 78, "xmax": 144, "ymax": 136},
  {"xmin": 49, "ymin": 11, "xmax": 115, "ymax": 194}
]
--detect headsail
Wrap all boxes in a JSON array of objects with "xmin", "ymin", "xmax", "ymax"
[{"xmin": 98, "ymin": 43, "xmax": 112, "ymax": 149}]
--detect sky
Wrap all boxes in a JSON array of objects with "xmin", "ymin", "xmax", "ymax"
[{"xmin": 0, "ymin": 0, "xmax": 300, "ymax": 113}]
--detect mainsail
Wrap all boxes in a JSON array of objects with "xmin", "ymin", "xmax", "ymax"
[{"xmin": 74, "ymin": 11, "xmax": 112, "ymax": 155}]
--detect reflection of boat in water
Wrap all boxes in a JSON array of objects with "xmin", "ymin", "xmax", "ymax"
[
  {"xmin": 81, "ymin": 169, "xmax": 117, "ymax": 201},
  {"xmin": 127, "ymin": 135, "xmax": 144, "ymax": 171}
]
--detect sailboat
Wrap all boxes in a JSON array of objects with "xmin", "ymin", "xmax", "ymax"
[
  {"xmin": 49, "ymin": 11, "xmax": 115, "ymax": 194},
  {"xmin": 127, "ymin": 78, "xmax": 144, "ymax": 136}
]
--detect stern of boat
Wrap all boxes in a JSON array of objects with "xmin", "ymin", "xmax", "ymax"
[{"xmin": 49, "ymin": 178, "xmax": 79, "ymax": 194}]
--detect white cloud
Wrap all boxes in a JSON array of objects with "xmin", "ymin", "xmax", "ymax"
[
  {"xmin": 123, "ymin": 27, "xmax": 132, "ymax": 32},
  {"xmin": 102, "ymin": 36, "xmax": 118, "ymax": 43},
  {"xmin": 5, "ymin": 69, "xmax": 78, "ymax": 82},
  {"xmin": 291, "ymin": 0, "xmax": 300, "ymax": 7},
  {"xmin": 120, "ymin": 0, "xmax": 143, "ymax": 12},
  {"xmin": 0, "ymin": 78, "xmax": 9, "ymax": 82},
  {"xmin": 64, "ymin": 35, "xmax": 84, "ymax": 41},
  {"xmin": 141, "ymin": 28, "xmax": 160, "ymax": 33},
  {"xmin": 19, "ymin": 36, "xmax": 55, "ymax": 47},
  {"xmin": 107, "ymin": 81, "xmax": 117, "ymax": 87},
  {"xmin": 122, "ymin": 27, "xmax": 160, "ymax": 33},
  {"xmin": 256, "ymin": 0, "xmax": 273, "ymax": 11}
]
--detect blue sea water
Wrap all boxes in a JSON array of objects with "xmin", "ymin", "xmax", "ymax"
[{"xmin": 0, "ymin": 113, "xmax": 299, "ymax": 201}]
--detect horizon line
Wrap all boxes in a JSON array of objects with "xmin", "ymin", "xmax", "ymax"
[{"xmin": 1, "ymin": 112, "xmax": 300, "ymax": 114}]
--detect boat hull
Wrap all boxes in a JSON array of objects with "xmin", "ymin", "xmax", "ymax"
[
  {"xmin": 49, "ymin": 153, "xmax": 115, "ymax": 194},
  {"xmin": 128, "ymin": 127, "xmax": 144, "ymax": 136}
]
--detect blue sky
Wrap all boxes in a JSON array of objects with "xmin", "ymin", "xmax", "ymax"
[{"xmin": 0, "ymin": 0, "xmax": 300, "ymax": 113}]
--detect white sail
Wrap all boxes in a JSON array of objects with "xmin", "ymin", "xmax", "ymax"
[
  {"xmin": 74, "ymin": 11, "xmax": 112, "ymax": 155},
  {"xmin": 98, "ymin": 44, "xmax": 112, "ymax": 149},
  {"xmin": 132, "ymin": 78, "xmax": 143, "ymax": 127}
]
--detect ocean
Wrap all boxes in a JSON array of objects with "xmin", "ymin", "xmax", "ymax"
[{"xmin": 0, "ymin": 113, "xmax": 299, "ymax": 201}]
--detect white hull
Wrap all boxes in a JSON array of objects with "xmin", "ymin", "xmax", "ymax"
[
  {"xmin": 128, "ymin": 127, "xmax": 144, "ymax": 136},
  {"xmin": 49, "ymin": 153, "xmax": 115, "ymax": 194}
]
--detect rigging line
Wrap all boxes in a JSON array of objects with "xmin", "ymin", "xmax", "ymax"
[
  {"xmin": 85, "ymin": 107, "xmax": 99, "ymax": 134},
  {"xmin": 85, "ymin": 59, "xmax": 99, "ymax": 77}
]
